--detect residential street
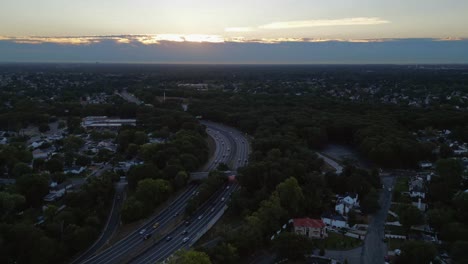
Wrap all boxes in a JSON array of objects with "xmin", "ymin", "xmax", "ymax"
[{"xmin": 361, "ymin": 175, "xmax": 396, "ymax": 264}]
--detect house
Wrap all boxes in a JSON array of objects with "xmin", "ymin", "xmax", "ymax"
[
  {"xmin": 293, "ymin": 218, "xmax": 327, "ymax": 239},
  {"xmin": 321, "ymin": 212, "xmax": 348, "ymax": 229},
  {"xmin": 64, "ymin": 166, "xmax": 85, "ymax": 175},
  {"xmin": 409, "ymin": 178, "xmax": 426, "ymax": 199},
  {"xmin": 335, "ymin": 193, "xmax": 359, "ymax": 215},
  {"xmin": 419, "ymin": 161, "xmax": 433, "ymax": 170}
]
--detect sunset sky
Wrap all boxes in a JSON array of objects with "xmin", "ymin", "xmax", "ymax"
[{"xmin": 1, "ymin": 0, "xmax": 468, "ymax": 63}]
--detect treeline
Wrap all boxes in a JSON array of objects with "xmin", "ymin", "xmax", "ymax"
[
  {"xmin": 0, "ymin": 171, "xmax": 117, "ymax": 264},
  {"xmin": 189, "ymin": 93, "xmax": 468, "ymax": 168},
  {"xmin": 120, "ymin": 109, "xmax": 209, "ymax": 223}
]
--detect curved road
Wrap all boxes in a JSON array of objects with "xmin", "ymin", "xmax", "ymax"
[
  {"xmin": 78, "ymin": 121, "xmax": 245, "ymax": 264},
  {"xmin": 129, "ymin": 121, "xmax": 250, "ymax": 264}
]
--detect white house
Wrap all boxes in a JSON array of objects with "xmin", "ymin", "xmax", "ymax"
[
  {"xmin": 419, "ymin": 161, "xmax": 433, "ymax": 169},
  {"xmin": 335, "ymin": 193, "xmax": 359, "ymax": 215},
  {"xmin": 64, "ymin": 166, "xmax": 85, "ymax": 175},
  {"xmin": 321, "ymin": 212, "xmax": 348, "ymax": 229},
  {"xmin": 409, "ymin": 178, "xmax": 426, "ymax": 199}
]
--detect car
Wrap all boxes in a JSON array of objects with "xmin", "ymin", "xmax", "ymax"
[
  {"xmin": 166, "ymin": 236, "xmax": 172, "ymax": 241},
  {"xmin": 152, "ymin": 222, "xmax": 160, "ymax": 229},
  {"xmin": 184, "ymin": 221, "xmax": 191, "ymax": 226},
  {"xmin": 181, "ymin": 230, "xmax": 188, "ymax": 235},
  {"xmin": 143, "ymin": 233, "xmax": 152, "ymax": 240},
  {"xmin": 226, "ymin": 186, "xmax": 230, "ymax": 189},
  {"xmin": 221, "ymin": 197, "xmax": 225, "ymax": 202},
  {"xmin": 210, "ymin": 208, "xmax": 215, "ymax": 212},
  {"xmin": 139, "ymin": 228, "xmax": 147, "ymax": 235},
  {"xmin": 198, "ymin": 215, "xmax": 203, "ymax": 220},
  {"xmin": 182, "ymin": 237, "xmax": 190, "ymax": 243},
  {"xmin": 173, "ymin": 212, "xmax": 180, "ymax": 217}
]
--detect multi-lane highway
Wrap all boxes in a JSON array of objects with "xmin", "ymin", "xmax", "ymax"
[
  {"xmin": 79, "ymin": 121, "xmax": 249, "ymax": 264},
  {"xmin": 129, "ymin": 121, "xmax": 250, "ymax": 264}
]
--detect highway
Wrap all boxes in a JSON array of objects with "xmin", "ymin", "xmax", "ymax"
[
  {"xmin": 129, "ymin": 121, "xmax": 250, "ymax": 264},
  {"xmin": 79, "ymin": 121, "xmax": 247, "ymax": 264}
]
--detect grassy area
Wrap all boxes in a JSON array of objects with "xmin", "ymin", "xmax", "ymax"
[
  {"xmin": 386, "ymin": 238, "xmax": 405, "ymax": 251},
  {"xmin": 394, "ymin": 176, "xmax": 409, "ymax": 193},
  {"xmin": 316, "ymin": 232, "xmax": 362, "ymax": 250}
]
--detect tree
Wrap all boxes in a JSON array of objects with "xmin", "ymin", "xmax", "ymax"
[
  {"xmin": 44, "ymin": 205, "xmax": 58, "ymax": 222},
  {"xmin": 276, "ymin": 177, "xmax": 304, "ymax": 216},
  {"xmin": 397, "ymin": 204, "xmax": 423, "ymax": 234},
  {"xmin": 451, "ymin": 241, "xmax": 468, "ymax": 264},
  {"xmin": 439, "ymin": 144, "xmax": 453, "ymax": 158},
  {"xmin": 135, "ymin": 178, "xmax": 172, "ymax": 208},
  {"xmin": 134, "ymin": 131, "xmax": 149, "ymax": 145},
  {"xmin": 173, "ymin": 170, "xmax": 189, "ymax": 190},
  {"xmin": 45, "ymin": 158, "xmax": 63, "ymax": 174},
  {"xmin": 427, "ymin": 207, "xmax": 454, "ymax": 231},
  {"xmin": 121, "ymin": 197, "xmax": 144, "ymax": 223},
  {"xmin": 12, "ymin": 162, "xmax": 32, "ymax": 178},
  {"xmin": 204, "ymin": 243, "xmax": 239, "ymax": 264},
  {"xmin": 63, "ymin": 135, "xmax": 85, "ymax": 153},
  {"xmin": 396, "ymin": 241, "xmax": 436, "ymax": 264},
  {"xmin": 75, "ymin": 155, "xmax": 91, "ymax": 166},
  {"xmin": 16, "ymin": 174, "xmax": 49, "ymax": 207},
  {"xmin": 453, "ymin": 192, "xmax": 468, "ymax": 223},
  {"xmin": 436, "ymin": 158, "xmax": 463, "ymax": 188},
  {"xmin": 127, "ymin": 163, "xmax": 161, "ymax": 190},
  {"xmin": 38, "ymin": 123, "xmax": 50, "ymax": 133},
  {"xmin": 0, "ymin": 192, "xmax": 25, "ymax": 218},
  {"xmin": 169, "ymin": 250, "xmax": 212, "ymax": 264},
  {"xmin": 360, "ymin": 188, "xmax": 380, "ymax": 214},
  {"xmin": 273, "ymin": 232, "xmax": 314, "ymax": 261},
  {"xmin": 217, "ymin": 163, "xmax": 229, "ymax": 171},
  {"xmin": 33, "ymin": 158, "xmax": 46, "ymax": 172}
]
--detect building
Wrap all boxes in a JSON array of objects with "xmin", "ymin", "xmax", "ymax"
[
  {"xmin": 409, "ymin": 178, "xmax": 426, "ymax": 199},
  {"xmin": 335, "ymin": 193, "xmax": 359, "ymax": 215},
  {"xmin": 321, "ymin": 212, "xmax": 348, "ymax": 229},
  {"xmin": 293, "ymin": 218, "xmax": 327, "ymax": 239},
  {"xmin": 81, "ymin": 116, "xmax": 136, "ymax": 129}
]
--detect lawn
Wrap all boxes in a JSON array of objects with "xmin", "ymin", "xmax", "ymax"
[
  {"xmin": 317, "ymin": 232, "xmax": 362, "ymax": 250},
  {"xmin": 394, "ymin": 176, "xmax": 409, "ymax": 193}
]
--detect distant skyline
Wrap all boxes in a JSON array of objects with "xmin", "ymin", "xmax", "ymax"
[{"xmin": 1, "ymin": 1, "xmax": 468, "ymax": 63}]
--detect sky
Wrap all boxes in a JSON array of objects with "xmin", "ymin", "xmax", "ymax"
[{"xmin": 1, "ymin": 0, "xmax": 468, "ymax": 63}]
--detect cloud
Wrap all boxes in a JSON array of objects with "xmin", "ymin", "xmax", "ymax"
[
  {"xmin": 434, "ymin": 37, "xmax": 466, "ymax": 41},
  {"xmin": 224, "ymin": 27, "xmax": 255, "ymax": 32},
  {"xmin": 259, "ymin": 17, "xmax": 390, "ymax": 29},
  {"xmin": 1, "ymin": 35, "xmax": 464, "ymax": 46}
]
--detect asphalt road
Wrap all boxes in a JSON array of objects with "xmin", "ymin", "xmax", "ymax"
[
  {"xmin": 130, "ymin": 184, "xmax": 239, "ymax": 264},
  {"xmin": 129, "ymin": 121, "xmax": 250, "ymax": 264},
  {"xmin": 72, "ymin": 179, "xmax": 127, "ymax": 263},
  {"xmin": 79, "ymin": 121, "xmax": 248, "ymax": 264},
  {"xmin": 361, "ymin": 175, "xmax": 396, "ymax": 264}
]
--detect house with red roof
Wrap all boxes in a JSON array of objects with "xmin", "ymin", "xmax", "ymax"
[{"xmin": 293, "ymin": 218, "xmax": 327, "ymax": 239}]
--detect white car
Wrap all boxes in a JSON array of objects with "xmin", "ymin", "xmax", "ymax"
[
  {"xmin": 182, "ymin": 237, "xmax": 190, "ymax": 243},
  {"xmin": 198, "ymin": 215, "xmax": 203, "ymax": 220},
  {"xmin": 139, "ymin": 228, "xmax": 147, "ymax": 235}
]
